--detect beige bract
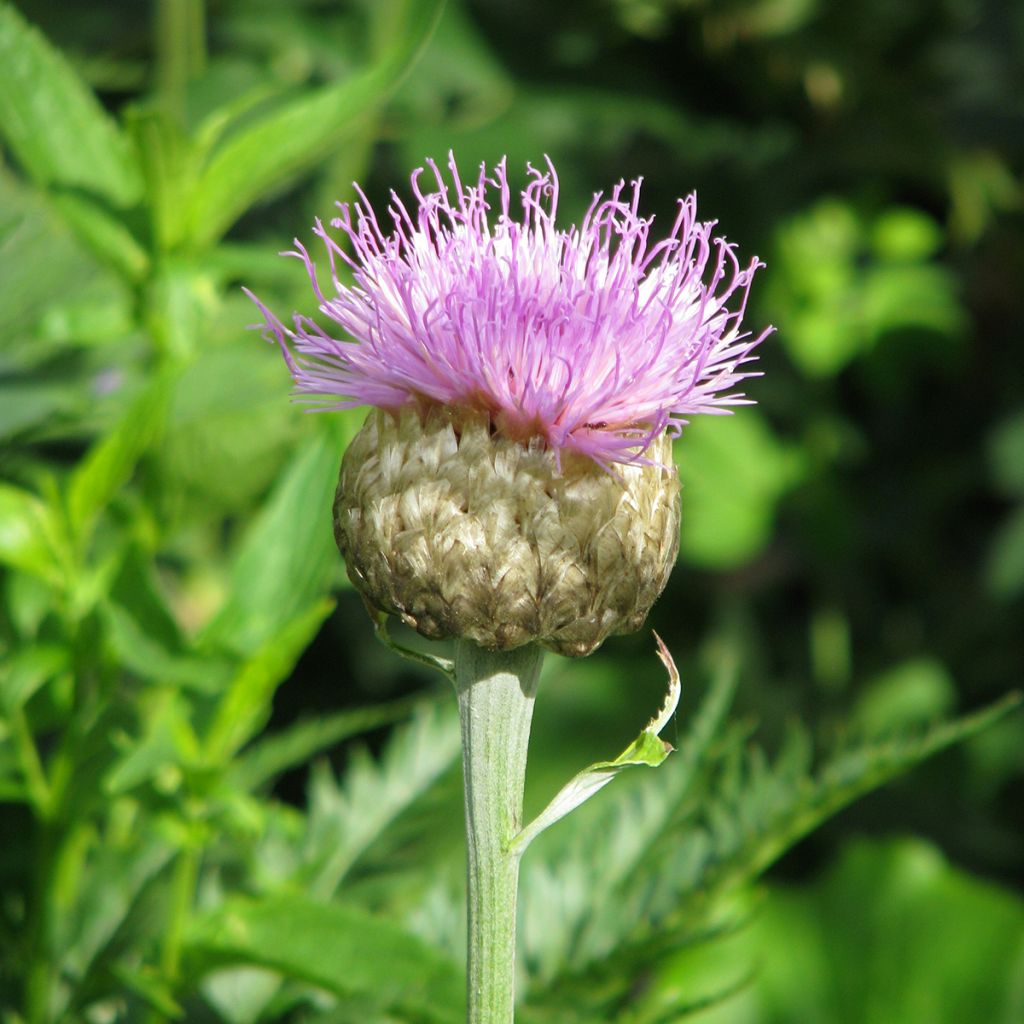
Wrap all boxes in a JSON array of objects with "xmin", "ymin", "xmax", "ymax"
[{"xmin": 334, "ymin": 407, "xmax": 680, "ymax": 657}]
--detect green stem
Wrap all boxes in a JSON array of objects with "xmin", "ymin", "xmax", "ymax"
[
  {"xmin": 154, "ymin": 0, "xmax": 206, "ymax": 115},
  {"xmin": 454, "ymin": 641, "xmax": 543, "ymax": 1024}
]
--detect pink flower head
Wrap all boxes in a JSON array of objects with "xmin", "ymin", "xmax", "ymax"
[{"xmin": 246, "ymin": 154, "xmax": 771, "ymax": 468}]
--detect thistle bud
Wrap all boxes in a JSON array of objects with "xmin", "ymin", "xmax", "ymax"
[
  {"xmin": 335, "ymin": 407, "xmax": 679, "ymax": 657},
  {"xmin": 247, "ymin": 155, "xmax": 770, "ymax": 655}
]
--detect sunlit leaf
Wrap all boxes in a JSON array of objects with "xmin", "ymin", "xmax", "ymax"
[
  {"xmin": 0, "ymin": 2, "xmax": 141, "ymax": 206},
  {"xmin": 0, "ymin": 483, "xmax": 66, "ymax": 585},
  {"xmin": 202, "ymin": 425, "xmax": 350, "ymax": 655},
  {"xmin": 756, "ymin": 839, "xmax": 1024, "ymax": 1024},
  {"xmin": 185, "ymin": 0, "xmax": 446, "ymax": 245},
  {"xmin": 203, "ymin": 598, "xmax": 335, "ymax": 765},
  {"xmin": 675, "ymin": 410, "xmax": 805, "ymax": 569},
  {"xmin": 185, "ymin": 896, "xmax": 464, "ymax": 1023},
  {"xmin": 66, "ymin": 373, "xmax": 173, "ymax": 546}
]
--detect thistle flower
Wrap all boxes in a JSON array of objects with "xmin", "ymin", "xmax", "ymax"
[{"xmin": 247, "ymin": 155, "xmax": 770, "ymax": 655}]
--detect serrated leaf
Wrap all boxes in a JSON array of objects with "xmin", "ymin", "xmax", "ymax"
[
  {"xmin": 185, "ymin": 896, "xmax": 464, "ymax": 1024},
  {"xmin": 0, "ymin": 2, "xmax": 141, "ymax": 206},
  {"xmin": 230, "ymin": 697, "xmax": 422, "ymax": 791},
  {"xmin": 513, "ymin": 635, "xmax": 680, "ymax": 854},
  {"xmin": 302, "ymin": 705, "xmax": 461, "ymax": 897},
  {"xmin": 185, "ymin": 0, "xmax": 445, "ymax": 245}
]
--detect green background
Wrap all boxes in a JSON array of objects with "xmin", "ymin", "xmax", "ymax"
[{"xmin": 1, "ymin": 1, "xmax": 1021, "ymax": 1021}]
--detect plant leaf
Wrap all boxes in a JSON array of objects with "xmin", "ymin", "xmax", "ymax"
[
  {"xmin": 0, "ymin": 483, "xmax": 67, "ymax": 586},
  {"xmin": 203, "ymin": 598, "xmax": 335, "ymax": 765},
  {"xmin": 202, "ymin": 425, "xmax": 347, "ymax": 655},
  {"xmin": 0, "ymin": 2, "xmax": 141, "ymax": 206},
  {"xmin": 66, "ymin": 373, "xmax": 172, "ymax": 546},
  {"xmin": 230, "ymin": 696, "xmax": 423, "ymax": 791},
  {"xmin": 185, "ymin": 896, "xmax": 464, "ymax": 1024},
  {"xmin": 513, "ymin": 634, "xmax": 680, "ymax": 854},
  {"xmin": 185, "ymin": 0, "xmax": 446, "ymax": 245}
]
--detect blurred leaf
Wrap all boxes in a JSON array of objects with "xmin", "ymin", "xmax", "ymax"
[
  {"xmin": 202, "ymin": 426, "xmax": 348, "ymax": 654},
  {"xmin": 124, "ymin": 104, "xmax": 195, "ymax": 254},
  {"xmin": 986, "ymin": 504, "xmax": 1024, "ymax": 599},
  {"xmin": 0, "ymin": 644, "xmax": 67, "ymax": 714},
  {"xmin": 67, "ymin": 373, "xmax": 172, "ymax": 546},
  {"xmin": 231, "ymin": 697, "xmax": 422, "ymax": 791},
  {"xmin": 870, "ymin": 207, "xmax": 943, "ymax": 260},
  {"xmin": 185, "ymin": 896, "xmax": 464, "ymax": 1023},
  {"xmin": 390, "ymin": 1, "xmax": 513, "ymax": 131},
  {"xmin": 203, "ymin": 598, "xmax": 335, "ymax": 765},
  {"xmin": 102, "ymin": 601, "xmax": 233, "ymax": 692},
  {"xmin": 0, "ymin": 2, "xmax": 141, "ymax": 206},
  {"xmin": 159, "ymin": 340, "xmax": 301, "ymax": 514},
  {"xmin": 988, "ymin": 410, "xmax": 1024, "ymax": 497},
  {"xmin": 853, "ymin": 658, "xmax": 957, "ymax": 736},
  {"xmin": 0, "ymin": 483, "xmax": 66, "ymax": 586},
  {"xmin": 185, "ymin": 0, "xmax": 446, "ymax": 246},
  {"xmin": 49, "ymin": 192, "xmax": 150, "ymax": 283},
  {"xmin": 303, "ymin": 705, "xmax": 460, "ymax": 897},
  {"xmin": 57, "ymin": 826, "xmax": 175, "ymax": 1013},
  {"xmin": 103, "ymin": 687, "xmax": 200, "ymax": 795},
  {"xmin": 769, "ymin": 200, "xmax": 965, "ymax": 378},
  {"xmin": 756, "ymin": 838, "xmax": 1024, "ymax": 1024},
  {"xmin": 675, "ymin": 411, "xmax": 805, "ymax": 569},
  {"xmin": 108, "ymin": 963, "xmax": 183, "ymax": 1018},
  {"xmin": 0, "ymin": 168, "xmax": 124, "ymax": 367}
]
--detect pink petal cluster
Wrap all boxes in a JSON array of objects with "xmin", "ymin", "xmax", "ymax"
[{"xmin": 246, "ymin": 154, "xmax": 771, "ymax": 468}]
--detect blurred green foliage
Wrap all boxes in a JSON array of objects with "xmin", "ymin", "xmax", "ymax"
[{"xmin": 0, "ymin": 0, "xmax": 1021, "ymax": 1021}]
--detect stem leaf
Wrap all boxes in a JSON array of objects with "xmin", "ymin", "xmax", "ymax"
[{"xmin": 513, "ymin": 634, "xmax": 681, "ymax": 853}]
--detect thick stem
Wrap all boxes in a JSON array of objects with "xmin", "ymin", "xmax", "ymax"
[{"xmin": 454, "ymin": 641, "xmax": 543, "ymax": 1024}]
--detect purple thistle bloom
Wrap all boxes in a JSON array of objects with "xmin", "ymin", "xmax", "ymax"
[{"xmin": 246, "ymin": 154, "xmax": 771, "ymax": 468}]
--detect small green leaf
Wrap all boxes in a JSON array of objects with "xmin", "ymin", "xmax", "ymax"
[
  {"xmin": 185, "ymin": 0, "xmax": 446, "ymax": 245},
  {"xmin": 676, "ymin": 410, "xmax": 805, "ymax": 569},
  {"xmin": 104, "ymin": 688, "xmax": 201, "ymax": 796},
  {"xmin": 50, "ymin": 192, "xmax": 150, "ymax": 283},
  {"xmin": 202, "ymin": 427, "xmax": 347, "ymax": 654},
  {"xmin": 987, "ymin": 504, "xmax": 1024, "ymax": 599},
  {"xmin": 66, "ymin": 373, "xmax": 172, "ymax": 545},
  {"xmin": 230, "ymin": 697, "xmax": 421, "ymax": 791},
  {"xmin": 0, "ymin": 2, "xmax": 141, "ymax": 206},
  {"xmin": 203, "ymin": 599, "xmax": 335, "ymax": 765},
  {"xmin": 513, "ymin": 635, "xmax": 680, "ymax": 853},
  {"xmin": 185, "ymin": 896, "xmax": 464, "ymax": 1024},
  {"xmin": 0, "ymin": 483, "xmax": 66, "ymax": 585},
  {"xmin": 368, "ymin": 606, "xmax": 455, "ymax": 682},
  {"xmin": 0, "ymin": 644, "xmax": 67, "ymax": 713}
]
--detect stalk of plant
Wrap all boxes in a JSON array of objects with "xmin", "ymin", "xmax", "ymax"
[{"xmin": 248, "ymin": 155, "xmax": 770, "ymax": 1023}]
